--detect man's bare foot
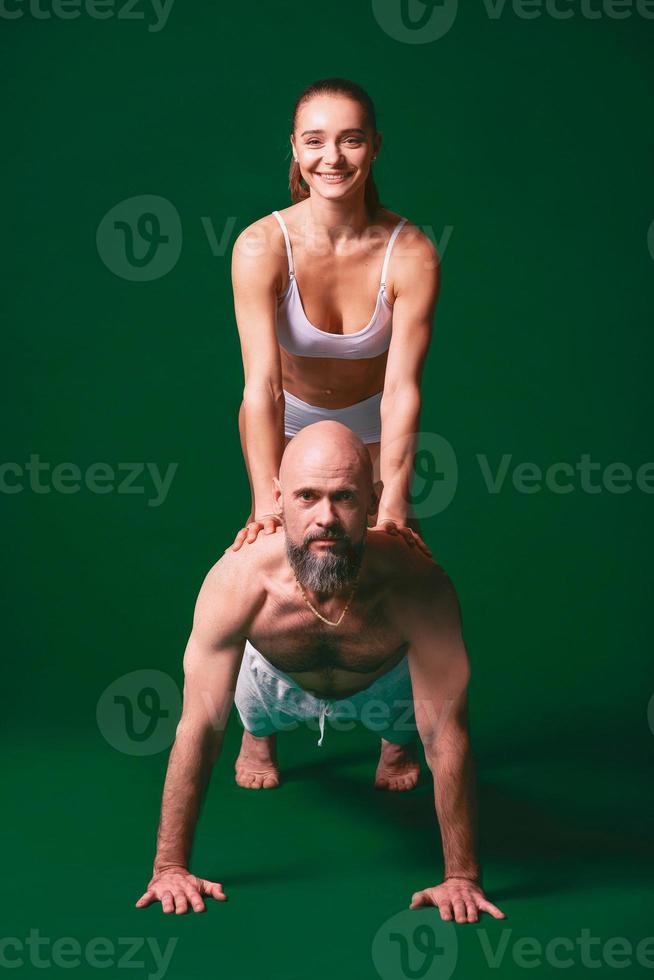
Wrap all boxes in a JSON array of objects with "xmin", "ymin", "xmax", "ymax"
[
  {"xmin": 374, "ymin": 738, "xmax": 420, "ymax": 791},
  {"xmin": 235, "ymin": 730, "xmax": 280, "ymax": 789}
]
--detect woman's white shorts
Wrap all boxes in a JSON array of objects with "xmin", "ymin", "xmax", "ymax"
[{"xmin": 283, "ymin": 388, "xmax": 382, "ymax": 445}]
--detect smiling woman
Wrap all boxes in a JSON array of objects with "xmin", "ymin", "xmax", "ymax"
[{"xmin": 229, "ymin": 76, "xmax": 440, "ymax": 555}]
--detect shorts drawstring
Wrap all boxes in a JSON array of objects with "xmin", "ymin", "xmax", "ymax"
[{"xmin": 317, "ymin": 701, "xmax": 334, "ymax": 747}]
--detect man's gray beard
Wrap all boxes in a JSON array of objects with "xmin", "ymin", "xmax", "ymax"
[{"xmin": 285, "ymin": 529, "xmax": 365, "ymax": 594}]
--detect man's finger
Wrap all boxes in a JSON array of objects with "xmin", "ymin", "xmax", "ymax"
[
  {"xmin": 438, "ymin": 899, "xmax": 454, "ymax": 921},
  {"xmin": 173, "ymin": 891, "xmax": 188, "ymax": 915},
  {"xmin": 465, "ymin": 901, "xmax": 479, "ymax": 923},
  {"xmin": 135, "ymin": 891, "xmax": 155, "ymax": 908},
  {"xmin": 409, "ymin": 889, "xmax": 431, "ymax": 909},
  {"xmin": 201, "ymin": 880, "xmax": 227, "ymax": 901},
  {"xmin": 161, "ymin": 891, "xmax": 174, "ymax": 914},
  {"xmin": 452, "ymin": 899, "xmax": 467, "ymax": 923},
  {"xmin": 186, "ymin": 888, "xmax": 206, "ymax": 913},
  {"xmin": 479, "ymin": 900, "xmax": 506, "ymax": 919}
]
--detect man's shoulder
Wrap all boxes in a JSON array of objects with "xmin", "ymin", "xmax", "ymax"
[
  {"xmin": 193, "ymin": 529, "xmax": 285, "ymax": 637},
  {"xmin": 370, "ymin": 537, "xmax": 465, "ymax": 655},
  {"xmin": 205, "ymin": 528, "xmax": 285, "ymax": 593},
  {"xmin": 370, "ymin": 534, "xmax": 459, "ymax": 624},
  {"xmin": 369, "ymin": 532, "xmax": 451, "ymax": 593}
]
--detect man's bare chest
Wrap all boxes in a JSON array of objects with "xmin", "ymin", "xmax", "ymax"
[{"xmin": 247, "ymin": 589, "xmax": 406, "ymax": 675}]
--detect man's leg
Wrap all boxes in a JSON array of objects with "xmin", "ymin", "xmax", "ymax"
[
  {"xmin": 374, "ymin": 738, "xmax": 421, "ymax": 792},
  {"xmin": 233, "ymin": 641, "xmax": 311, "ymax": 789},
  {"xmin": 346, "ymin": 657, "xmax": 421, "ymax": 791},
  {"xmin": 235, "ymin": 731, "xmax": 280, "ymax": 790}
]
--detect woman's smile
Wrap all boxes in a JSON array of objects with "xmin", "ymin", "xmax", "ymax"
[{"xmin": 315, "ymin": 171, "xmax": 354, "ymax": 183}]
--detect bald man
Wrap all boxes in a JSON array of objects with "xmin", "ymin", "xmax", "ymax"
[{"xmin": 136, "ymin": 422, "xmax": 505, "ymax": 923}]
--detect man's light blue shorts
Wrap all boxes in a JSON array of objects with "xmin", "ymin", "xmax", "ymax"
[{"xmin": 234, "ymin": 640, "xmax": 417, "ymax": 747}]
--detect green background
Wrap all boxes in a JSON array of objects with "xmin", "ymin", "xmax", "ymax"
[{"xmin": 2, "ymin": 1, "xmax": 653, "ymax": 977}]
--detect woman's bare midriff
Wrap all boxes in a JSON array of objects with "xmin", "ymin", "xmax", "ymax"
[{"xmin": 280, "ymin": 348, "xmax": 387, "ymax": 409}]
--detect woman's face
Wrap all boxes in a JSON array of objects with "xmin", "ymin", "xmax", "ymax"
[{"xmin": 291, "ymin": 95, "xmax": 380, "ymax": 203}]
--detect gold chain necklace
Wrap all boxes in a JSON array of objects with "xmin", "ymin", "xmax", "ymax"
[{"xmin": 294, "ymin": 568, "xmax": 360, "ymax": 627}]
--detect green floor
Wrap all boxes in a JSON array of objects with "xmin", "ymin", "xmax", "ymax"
[{"xmin": 4, "ymin": 714, "xmax": 652, "ymax": 980}]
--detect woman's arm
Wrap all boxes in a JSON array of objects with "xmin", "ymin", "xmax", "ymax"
[
  {"xmin": 231, "ymin": 219, "xmax": 286, "ymax": 520},
  {"xmin": 377, "ymin": 227, "xmax": 441, "ymax": 525}
]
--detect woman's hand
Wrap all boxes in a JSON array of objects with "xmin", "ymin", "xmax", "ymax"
[
  {"xmin": 371, "ymin": 519, "xmax": 432, "ymax": 558},
  {"xmin": 409, "ymin": 878, "xmax": 506, "ymax": 923},
  {"xmin": 226, "ymin": 513, "xmax": 283, "ymax": 552}
]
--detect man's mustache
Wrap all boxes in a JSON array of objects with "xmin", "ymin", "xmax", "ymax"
[{"xmin": 304, "ymin": 529, "xmax": 347, "ymax": 544}]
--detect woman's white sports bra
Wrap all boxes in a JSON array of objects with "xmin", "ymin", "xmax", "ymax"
[{"xmin": 271, "ymin": 209, "xmax": 408, "ymax": 359}]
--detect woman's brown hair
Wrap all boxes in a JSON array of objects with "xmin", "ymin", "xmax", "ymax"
[{"xmin": 288, "ymin": 77, "xmax": 383, "ymax": 218}]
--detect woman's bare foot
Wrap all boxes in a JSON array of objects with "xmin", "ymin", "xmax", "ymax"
[
  {"xmin": 235, "ymin": 730, "xmax": 280, "ymax": 789},
  {"xmin": 374, "ymin": 737, "xmax": 420, "ymax": 791}
]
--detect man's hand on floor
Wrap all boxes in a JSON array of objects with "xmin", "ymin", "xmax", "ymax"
[
  {"xmin": 136, "ymin": 866, "xmax": 227, "ymax": 914},
  {"xmin": 409, "ymin": 879, "xmax": 506, "ymax": 923}
]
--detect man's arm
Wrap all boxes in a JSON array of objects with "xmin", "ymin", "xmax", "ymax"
[
  {"xmin": 136, "ymin": 551, "xmax": 254, "ymax": 914},
  {"xmin": 402, "ymin": 561, "xmax": 506, "ymax": 924}
]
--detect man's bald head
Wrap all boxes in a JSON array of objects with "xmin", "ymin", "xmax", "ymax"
[{"xmin": 279, "ymin": 421, "xmax": 373, "ymax": 492}]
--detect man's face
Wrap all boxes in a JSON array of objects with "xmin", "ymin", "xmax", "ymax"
[{"xmin": 278, "ymin": 463, "xmax": 373, "ymax": 594}]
